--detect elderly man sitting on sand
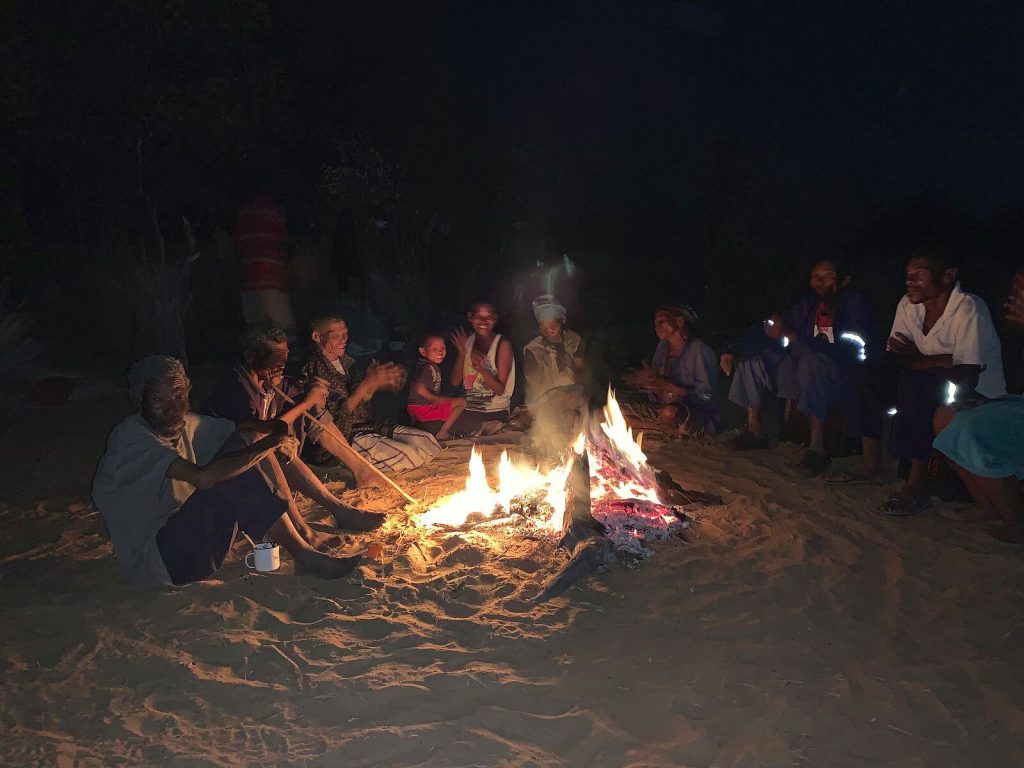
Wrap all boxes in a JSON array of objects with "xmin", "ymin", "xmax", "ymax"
[{"xmin": 92, "ymin": 356, "xmax": 379, "ymax": 587}]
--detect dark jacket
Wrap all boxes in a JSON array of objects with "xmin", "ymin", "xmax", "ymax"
[{"xmin": 734, "ymin": 290, "xmax": 877, "ymax": 366}]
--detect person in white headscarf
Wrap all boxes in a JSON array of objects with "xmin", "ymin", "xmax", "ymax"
[
  {"xmin": 523, "ymin": 294, "xmax": 588, "ymax": 456},
  {"xmin": 523, "ymin": 294, "xmax": 585, "ymax": 403}
]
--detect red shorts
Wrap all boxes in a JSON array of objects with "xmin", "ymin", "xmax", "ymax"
[{"xmin": 407, "ymin": 402, "xmax": 453, "ymax": 423}]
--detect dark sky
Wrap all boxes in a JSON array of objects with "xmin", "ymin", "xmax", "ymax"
[{"xmin": 5, "ymin": 0, "xmax": 1023, "ymax": 330}]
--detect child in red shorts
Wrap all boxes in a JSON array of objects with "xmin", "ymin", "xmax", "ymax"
[{"xmin": 407, "ymin": 335, "xmax": 467, "ymax": 440}]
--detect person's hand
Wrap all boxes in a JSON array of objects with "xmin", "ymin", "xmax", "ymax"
[
  {"xmin": 451, "ymin": 326, "xmax": 471, "ymax": 352},
  {"xmin": 764, "ymin": 314, "xmax": 784, "ymax": 340},
  {"xmin": 469, "ymin": 349, "xmax": 488, "ymax": 373},
  {"xmin": 304, "ymin": 381, "xmax": 329, "ymax": 409},
  {"xmin": 720, "ymin": 353, "xmax": 735, "ymax": 376},
  {"xmin": 367, "ymin": 361, "xmax": 407, "ymax": 393},
  {"xmin": 271, "ymin": 433, "xmax": 299, "ymax": 464},
  {"xmin": 624, "ymin": 361, "xmax": 657, "ymax": 389},
  {"xmin": 1005, "ymin": 273, "xmax": 1024, "ymax": 330},
  {"xmin": 886, "ymin": 332, "xmax": 922, "ymax": 362}
]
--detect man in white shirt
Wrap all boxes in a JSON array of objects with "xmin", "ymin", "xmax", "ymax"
[{"xmin": 836, "ymin": 247, "xmax": 1005, "ymax": 515}]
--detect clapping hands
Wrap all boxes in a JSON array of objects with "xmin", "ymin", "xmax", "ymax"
[
  {"xmin": 365, "ymin": 360, "xmax": 407, "ymax": 393},
  {"xmin": 624, "ymin": 361, "xmax": 660, "ymax": 392}
]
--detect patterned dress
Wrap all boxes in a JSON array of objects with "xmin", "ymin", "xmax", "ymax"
[{"xmin": 296, "ymin": 347, "xmax": 439, "ymax": 473}]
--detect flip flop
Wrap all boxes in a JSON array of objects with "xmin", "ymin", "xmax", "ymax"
[
  {"xmin": 879, "ymin": 492, "xmax": 934, "ymax": 517},
  {"xmin": 824, "ymin": 470, "xmax": 884, "ymax": 486}
]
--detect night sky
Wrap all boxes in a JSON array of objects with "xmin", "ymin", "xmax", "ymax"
[{"xmin": 3, "ymin": 1, "xmax": 1022, "ymax": 355}]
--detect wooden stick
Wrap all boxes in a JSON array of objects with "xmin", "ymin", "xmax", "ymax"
[{"xmin": 270, "ymin": 384, "xmax": 420, "ymax": 505}]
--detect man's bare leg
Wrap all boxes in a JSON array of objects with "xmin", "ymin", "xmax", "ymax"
[
  {"xmin": 808, "ymin": 415, "xmax": 825, "ymax": 455},
  {"xmin": 747, "ymin": 406, "xmax": 762, "ymax": 437},
  {"xmin": 280, "ymin": 457, "xmax": 386, "ymax": 532},
  {"xmin": 848, "ymin": 436, "xmax": 884, "ymax": 480},
  {"xmin": 436, "ymin": 400, "xmax": 467, "ymax": 441},
  {"xmin": 265, "ymin": 513, "xmax": 361, "ymax": 579}
]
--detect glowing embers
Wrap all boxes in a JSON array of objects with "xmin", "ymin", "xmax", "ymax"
[{"xmin": 417, "ymin": 388, "xmax": 690, "ymax": 555}]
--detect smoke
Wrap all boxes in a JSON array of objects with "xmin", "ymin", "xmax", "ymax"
[{"xmin": 528, "ymin": 387, "xmax": 590, "ymax": 462}]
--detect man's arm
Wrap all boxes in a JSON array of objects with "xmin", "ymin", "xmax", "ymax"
[{"xmin": 165, "ymin": 433, "xmax": 295, "ymax": 491}]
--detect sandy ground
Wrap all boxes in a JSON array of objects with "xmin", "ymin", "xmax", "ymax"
[{"xmin": 3, "ymin": 386, "xmax": 1024, "ymax": 767}]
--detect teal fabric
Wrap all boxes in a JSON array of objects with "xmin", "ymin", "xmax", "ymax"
[{"xmin": 934, "ymin": 396, "xmax": 1024, "ymax": 479}]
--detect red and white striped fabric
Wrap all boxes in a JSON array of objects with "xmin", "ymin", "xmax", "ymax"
[{"xmin": 234, "ymin": 197, "xmax": 288, "ymax": 293}]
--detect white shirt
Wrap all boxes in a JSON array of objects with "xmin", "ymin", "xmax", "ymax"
[
  {"xmin": 889, "ymin": 282, "xmax": 1006, "ymax": 399},
  {"xmin": 92, "ymin": 413, "xmax": 235, "ymax": 586}
]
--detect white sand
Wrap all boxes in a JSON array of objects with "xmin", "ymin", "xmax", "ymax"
[{"xmin": 2, "ymin": 394, "xmax": 1024, "ymax": 767}]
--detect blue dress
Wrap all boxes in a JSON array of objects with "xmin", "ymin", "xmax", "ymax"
[
  {"xmin": 933, "ymin": 396, "xmax": 1024, "ymax": 479},
  {"xmin": 650, "ymin": 338, "xmax": 721, "ymax": 433}
]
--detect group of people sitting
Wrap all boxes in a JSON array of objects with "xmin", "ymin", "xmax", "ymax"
[
  {"xmin": 620, "ymin": 248, "xmax": 1023, "ymax": 541},
  {"xmin": 90, "ymin": 294, "xmax": 591, "ymax": 587},
  {"xmin": 91, "ymin": 246, "xmax": 1024, "ymax": 589}
]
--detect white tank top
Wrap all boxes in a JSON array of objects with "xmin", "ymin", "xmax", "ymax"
[{"xmin": 463, "ymin": 333, "xmax": 515, "ymax": 412}]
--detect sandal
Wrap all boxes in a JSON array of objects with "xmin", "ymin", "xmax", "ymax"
[
  {"xmin": 824, "ymin": 469, "xmax": 884, "ymax": 486},
  {"xmin": 879, "ymin": 491, "xmax": 934, "ymax": 517},
  {"xmin": 796, "ymin": 449, "xmax": 831, "ymax": 476}
]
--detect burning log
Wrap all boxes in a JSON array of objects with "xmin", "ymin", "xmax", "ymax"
[{"xmin": 536, "ymin": 450, "xmax": 614, "ymax": 603}]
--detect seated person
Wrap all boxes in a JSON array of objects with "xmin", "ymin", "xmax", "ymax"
[
  {"xmin": 297, "ymin": 316, "xmax": 440, "ymax": 472},
  {"xmin": 203, "ymin": 328, "xmax": 388, "ymax": 527},
  {"xmin": 722, "ymin": 259, "xmax": 876, "ymax": 475},
  {"xmin": 623, "ymin": 305, "xmax": 720, "ymax": 437},
  {"xmin": 932, "ymin": 268, "xmax": 1024, "ymax": 543},
  {"xmin": 407, "ymin": 333, "xmax": 467, "ymax": 440},
  {"xmin": 449, "ymin": 301, "xmax": 516, "ymax": 436},
  {"xmin": 523, "ymin": 293, "xmax": 585, "ymax": 401},
  {"xmin": 842, "ymin": 245, "xmax": 1006, "ymax": 515},
  {"xmin": 91, "ymin": 356, "xmax": 366, "ymax": 587},
  {"xmin": 523, "ymin": 294, "xmax": 588, "ymax": 455}
]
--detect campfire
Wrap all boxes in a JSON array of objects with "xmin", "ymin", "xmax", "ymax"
[{"xmin": 416, "ymin": 389, "xmax": 719, "ymax": 599}]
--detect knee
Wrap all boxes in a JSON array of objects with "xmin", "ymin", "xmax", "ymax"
[{"xmin": 933, "ymin": 405, "xmax": 956, "ymax": 435}]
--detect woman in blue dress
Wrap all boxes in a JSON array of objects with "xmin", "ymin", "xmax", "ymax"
[
  {"xmin": 623, "ymin": 305, "xmax": 721, "ymax": 436},
  {"xmin": 933, "ymin": 268, "xmax": 1024, "ymax": 544}
]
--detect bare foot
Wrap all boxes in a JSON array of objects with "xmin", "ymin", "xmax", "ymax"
[
  {"xmin": 332, "ymin": 504, "xmax": 386, "ymax": 532},
  {"xmin": 303, "ymin": 528, "xmax": 343, "ymax": 550},
  {"xmin": 295, "ymin": 552, "xmax": 362, "ymax": 579},
  {"xmin": 478, "ymin": 420, "xmax": 503, "ymax": 436}
]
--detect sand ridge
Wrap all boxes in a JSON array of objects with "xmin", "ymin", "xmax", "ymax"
[{"xmin": 2, "ymin": 395, "xmax": 1024, "ymax": 767}]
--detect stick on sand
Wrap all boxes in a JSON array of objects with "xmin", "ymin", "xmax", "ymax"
[{"xmin": 270, "ymin": 384, "xmax": 420, "ymax": 505}]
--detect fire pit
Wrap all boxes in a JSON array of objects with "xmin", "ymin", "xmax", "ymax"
[{"xmin": 415, "ymin": 389, "xmax": 719, "ymax": 600}]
